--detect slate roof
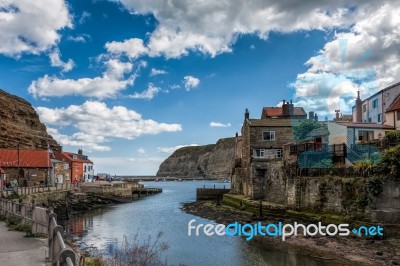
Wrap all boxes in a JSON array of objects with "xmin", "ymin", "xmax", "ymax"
[
  {"xmin": 335, "ymin": 122, "xmax": 395, "ymax": 129},
  {"xmin": 386, "ymin": 94, "xmax": 400, "ymax": 112}
]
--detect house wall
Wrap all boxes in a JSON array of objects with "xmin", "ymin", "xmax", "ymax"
[
  {"xmin": 54, "ymin": 162, "xmax": 70, "ymax": 183},
  {"xmin": 2, "ymin": 167, "xmax": 49, "ymax": 186},
  {"xmin": 328, "ymin": 122, "xmax": 347, "ymax": 145},
  {"xmin": 83, "ymin": 163, "xmax": 94, "ymax": 182},
  {"xmin": 360, "ymin": 84, "xmax": 400, "ymax": 123},
  {"xmin": 385, "ymin": 111, "xmax": 400, "ymax": 130}
]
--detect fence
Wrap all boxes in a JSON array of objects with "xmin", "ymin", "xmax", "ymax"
[
  {"xmin": 1, "ymin": 183, "xmax": 78, "ymax": 197},
  {"xmin": 0, "ymin": 198, "xmax": 76, "ymax": 266}
]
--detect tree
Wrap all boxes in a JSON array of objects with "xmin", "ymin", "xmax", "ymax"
[
  {"xmin": 376, "ymin": 144, "xmax": 400, "ymax": 179},
  {"xmin": 293, "ymin": 120, "xmax": 321, "ymax": 141}
]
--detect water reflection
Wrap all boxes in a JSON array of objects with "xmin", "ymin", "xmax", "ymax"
[{"xmin": 66, "ymin": 181, "xmax": 343, "ymax": 266}]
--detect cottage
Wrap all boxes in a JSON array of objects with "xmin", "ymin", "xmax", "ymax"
[
  {"xmin": 0, "ymin": 149, "xmax": 52, "ymax": 186},
  {"xmin": 233, "ymin": 101, "xmax": 307, "ymax": 199},
  {"xmin": 55, "ymin": 149, "xmax": 94, "ymax": 183}
]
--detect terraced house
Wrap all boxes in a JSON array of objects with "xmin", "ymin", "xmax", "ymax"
[{"xmin": 55, "ymin": 149, "xmax": 94, "ymax": 183}]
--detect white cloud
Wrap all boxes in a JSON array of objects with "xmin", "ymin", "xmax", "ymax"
[
  {"xmin": 28, "ymin": 59, "xmax": 135, "ymax": 99},
  {"xmin": 129, "ymin": 83, "xmax": 160, "ymax": 99},
  {"xmin": 49, "ymin": 49, "xmax": 75, "ymax": 73},
  {"xmin": 47, "ymin": 128, "xmax": 111, "ymax": 152},
  {"xmin": 137, "ymin": 148, "xmax": 146, "ymax": 154},
  {"xmin": 157, "ymin": 144, "xmax": 199, "ymax": 154},
  {"xmin": 183, "ymin": 76, "xmax": 200, "ymax": 91},
  {"xmin": 209, "ymin": 122, "xmax": 231, "ymax": 128},
  {"xmin": 105, "ymin": 38, "xmax": 148, "ymax": 59},
  {"xmin": 113, "ymin": 0, "xmax": 370, "ymax": 58},
  {"xmin": 78, "ymin": 11, "xmax": 91, "ymax": 24},
  {"xmin": 150, "ymin": 68, "xmax": 168, "ymax": 76},
  {"xmin": 67, "ymin": 34, "xmax": 91, "ymax": 43},
  {"xmin": 37, "ymin": 101, "xmax": 182, "ymax": 151},
  {"xmin": 0, "ymin": 0, "xmax": 72, "ymax": 56},
  {"xmin": 291, "ymin": 3, "xmax": 400, "ymax": 117}
]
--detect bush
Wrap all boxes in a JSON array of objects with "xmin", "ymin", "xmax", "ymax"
[
  {"xmin": 383, "ymin": 130, "xmax": 400, "ymax": 145},
  {"xmin": 376, "ymin": 144, "xmax": 400, "ymax": 179}
]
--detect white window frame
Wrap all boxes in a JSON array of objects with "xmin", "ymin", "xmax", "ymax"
[
  {"xmin": 262, "ymin": 131, "xmax": 276, "ymax": 141},
  {"xmin": 275, "ymin": 149, "xmax": 282, "ymax": 158},
  {"xmin": 253, "ymin": 149, "xmax": 266, "ymax": 158}
]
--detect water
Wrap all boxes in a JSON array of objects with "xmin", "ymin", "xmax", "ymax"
[{"xmin": 66, "ymin": 181, "xmax": 337, "ymax": 266}]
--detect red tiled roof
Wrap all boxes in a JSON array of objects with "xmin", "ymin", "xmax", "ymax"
[
  {"xmin": 63, "ymin": 152, "xmax": 93, "ymax": 163},
  {"xmin": 0, "ymin": 149, "xmax": 51, "ymax": 168},
  {"xmin": 336, "ymin": 122, "xmax": 395, "ymax": 129},
  {"xmin": 386, "ymin": 95, "xmax": 400, "ymax": 112},
  {"xmin": 262, "ymin": 107, "xmax": 306, "ymax": 117}
]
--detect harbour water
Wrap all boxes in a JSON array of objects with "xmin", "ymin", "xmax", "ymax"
[{"xmin": 66, "ymin": 181, "xmax": 339, "ymax": 266}]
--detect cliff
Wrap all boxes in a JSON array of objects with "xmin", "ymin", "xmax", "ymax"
[
  {"xmin": 156, "ymin": 137, "xmax": 235, "ymax": 179},
  {"xmin": 0, "ymin": 89, "xmax": 60, "ymax": 151}
]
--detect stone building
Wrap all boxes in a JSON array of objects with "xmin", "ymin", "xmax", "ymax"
[
  {"xmin": 51, "ymin": 159, "xmax": 70, "ymax": 184},
  {"xmin": 232, "ymin": 101, "xmax": 307, "ymax": 199},
  {"xmin": 0, "ymin": 149, "xmax": 52, "ymax": 186}
]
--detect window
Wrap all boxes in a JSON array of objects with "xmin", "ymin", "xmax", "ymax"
[
  {"xmin": 378, "ymin": 114, "xmax": 381, "ymax": 123},
  {"xmin": 397, "ymin": 110, "xmax": 400, "ymax": 121},
  {"xmin": 275, "ymin": 149, "xmax": 282, "ymax": 158},
  {"xmin": 372, "ymin": 99, "xmax": 378, "ymax": 108},
  {"xmin": 72, "ymin": 155, "xmax": 77, "ymax": 159},
  {"xmin": 262, "ymin": 131, "xmax": 275, "ymax": 141},
  {"xmin": 368, "ymin": 117, "xmax": 371, "ymax": 123},
  {"xmin": 253, "ymin": 149, "xmax": 265, "ymax": 158},
  {"xmin": 363, "ymin": 104, "xmax": 366, "ymax": 112}
]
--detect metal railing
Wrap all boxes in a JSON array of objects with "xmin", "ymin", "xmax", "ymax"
[{"xmin": 0, "ymin": 198, "xmax": 76, "ymax": 266}]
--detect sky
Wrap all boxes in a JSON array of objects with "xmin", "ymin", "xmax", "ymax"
[{"xmin": 0, "ymin": 0, "xmax": 399, "ymax": 175}]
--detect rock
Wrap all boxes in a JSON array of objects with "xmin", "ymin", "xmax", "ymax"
[
  {"xmin": 0, "ymin": 89, "xmax": 59, "ymax": 151},
  {"xmin": 157, "ymin": 137, "xmax": 235, "ymax": 179},
  {"xmin": 376, "ymin": 251, "xmax": 383, "ymax": 256}
]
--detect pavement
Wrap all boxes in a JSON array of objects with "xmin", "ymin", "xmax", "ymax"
[{"xmin": 0, "ymin": 221, "xmax": 48, "ymax": 266}]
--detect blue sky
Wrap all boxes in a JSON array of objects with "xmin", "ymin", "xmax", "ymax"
[{"xmin": 1, "ymin": 0, "xmax": 399, "ymax": 175}]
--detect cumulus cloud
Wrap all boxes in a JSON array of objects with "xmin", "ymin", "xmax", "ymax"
[
  {"xmin": 37, "ymin": 101, "xmax": 182, "ymax": 152},
  {"xmin": 78, "ymin": 11, "xmax": 91, "ymax": 24},
  {"xmin": 112, "ymin": 0, "xmax": 374, "ymax": 58},
  {"xmin": 28, "ymin": 59, "xmax": 135, "ymax": 99},
  {"xmin": 0, "ymin": 0, "xmax": 72, "ymax": 56},
  {"xmin": 291, "ymin": 2, "xmax": 400, "ymax": 117},
  {"xmin": 157, "ymin": 144, "xmax": 199, "ymax": 154},
  {"xmin": 129, "ymin": 83, "xmax": 160, "ymax": 99},
  {"xmin": 209, "ymin": 122, "xmax": 231, "ymax": 128},
  {"xmin": 105, "ymin": 38, "xmax": 148, "ymax": 59},
  {"xmin": 150, "ymin": 68, "xmax": 168, "ymax": 76},
  {"xmin": 49, "ymin": 49, "xmax": 75, "ymax": 72},
  {"xmin": 183, "ymin": 76, "xmax": 200, "ymax": 91}
]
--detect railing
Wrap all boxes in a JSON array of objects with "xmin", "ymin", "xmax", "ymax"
[
  {"xmin": 290, "ymin": 142, "xmax": 346, "ymax": 157},
  {"xmin": 47, "ymin": 208, "xmax": 76, "ymax": 266},
  {"xmin": 1, "ymin": 183, "xmax": 78, "ymax": 197},
  {"xmin": 0, "ymin": 198, "xmax": 76, "ymax": 266}
]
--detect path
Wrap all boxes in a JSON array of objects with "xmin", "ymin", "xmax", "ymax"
[{"xmin": 0, "ymin": 221, "xmax": 48, "ymax": 266}]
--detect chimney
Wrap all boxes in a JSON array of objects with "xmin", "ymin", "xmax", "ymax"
[
  {"xmin": 314, "ymin": 113, "xmax": 318, "ymax": 122},
  {"xmin": 245, "ymin": 108, "xmax": 249, "ymax": 120},
  {"xmin": 355, "ymin": 90, "xmax": 362, "ymax": 122},
  {"xmin": 309, "ymin": 111, "xmax": 315, "ymax": 120},
  {"xmin": 282, "ymin": 100, "xmax": 289, "ymax": 117},
  {"xmin": 78, "ymin": 148, "xmax": 83, "ymax": 155},
  {"xmin": 235, "ymin": 132, "xmax": 238, "ymax": 138},
  {"xmin": 335, "ymin": 110, "xmax": 340, "ymax": 121}
]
